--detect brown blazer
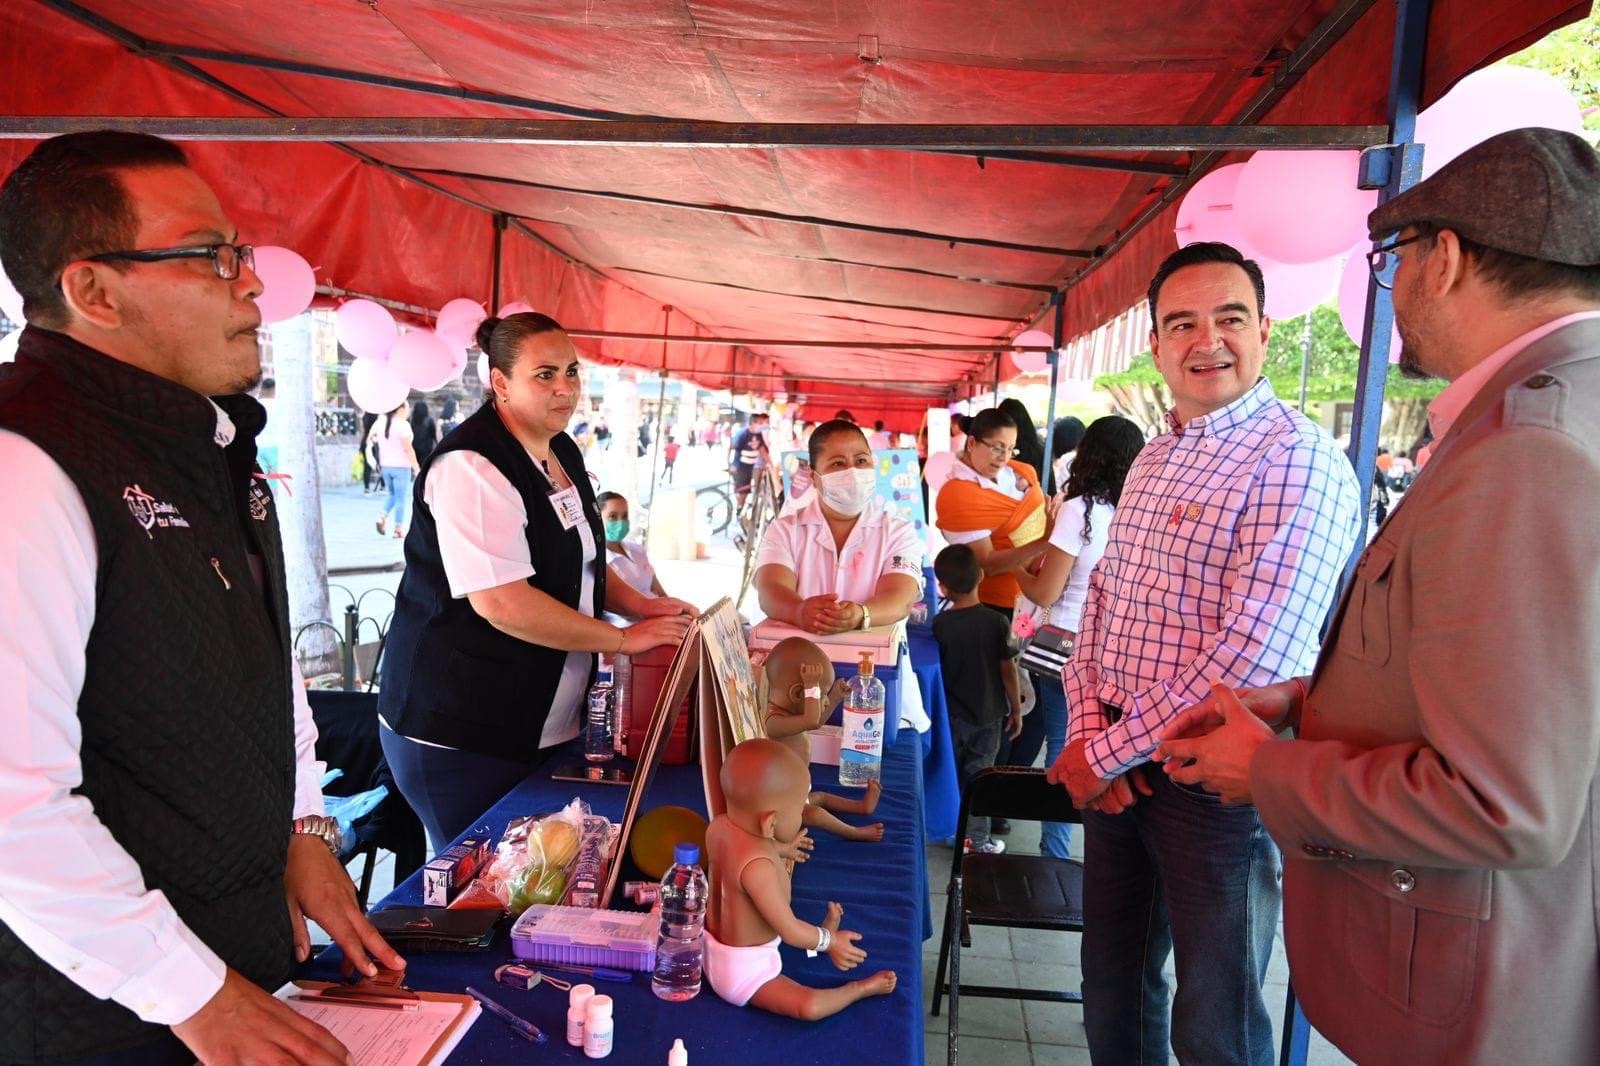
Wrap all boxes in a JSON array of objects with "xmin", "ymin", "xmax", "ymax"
[{"xmin": 1251, "ymin": 317, "xmax": 1600, "ymax": 1065}]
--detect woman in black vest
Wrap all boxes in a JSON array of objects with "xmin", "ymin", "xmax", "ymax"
[{"xmin": 378, "ymin": 313, "xmax": 695, "ymax": 849}]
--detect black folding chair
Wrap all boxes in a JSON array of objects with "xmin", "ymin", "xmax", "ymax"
[
  {"xmin": 308, "ymin": 689, "xmax": 427, "ymax": 910},
  {"xmin": 931, "ymin": 766, "xmax": 1085, "ymax": 1065}
]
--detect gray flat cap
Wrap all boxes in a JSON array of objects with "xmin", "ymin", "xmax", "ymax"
[{"xmin": 1368, "ymin": 126, "xmax": 1600, "ymax": 265}]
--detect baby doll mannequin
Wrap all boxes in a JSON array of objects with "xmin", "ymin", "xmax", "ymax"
[
  {"xmin": 703, "ymin": 738, "xmax": 896, "ymax": 1018},
  {"xmin": 762, "ymin": 637, "xmax": 884, "ymax": 842}
]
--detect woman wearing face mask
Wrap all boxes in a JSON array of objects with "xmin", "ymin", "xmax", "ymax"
[
  {"xmin": 378, "ymin": 312, "xmax": 695, "ymax": 850},
  {"xmin": 596, "ymin": 491, "xmax": 670, "ymax": 599},
  {"xmin": 753, "ymin": 419, "xmax": 925, "ymax": 635}
]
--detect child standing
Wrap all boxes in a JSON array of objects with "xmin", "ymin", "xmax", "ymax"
[{"xmin": 932, "ymin": 544, "xmax": 1022, "ymax": 854}]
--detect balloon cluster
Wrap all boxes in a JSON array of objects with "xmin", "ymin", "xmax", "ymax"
[
  {"xmin": 1171, "ymin": 66, "xmax": 1585, "ymax": 357},
  {"xmin": 336, "ymin": 295, "xmax": 496, "ymax": 412}
]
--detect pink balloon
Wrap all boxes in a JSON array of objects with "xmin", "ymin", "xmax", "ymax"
[
  {"xmin": 347, "ymin": 357, "xmax": 410, "ymax": 414},
  {"xmin": 1336, "ymin": 248, "xmax": 1402, "ymax": 364},
  {"xmin": 436, "ymin": 297, "xmax": 486, "ymax": 348},
  {"xmin": 251, "ymin": 246, "xmax": 316, "ymax": 323},
  {"xmin": 1416, "ymin": 66, "xmax": 1585, "ymax": 178},
  {"xmin": 334, "ymin": 299, "xmax": 397, "ymax": 361},
  {"xmin": 1010, "ymin": 329, "xmax": 1054, "ymax": 373},
  {"xmin": 1174, "ymin": 163, "xmax": 1252, "ymax": 248},
  {"xmin": 1260, "ymin": 255, "xmax": 1341, "ymax": 320},
  {"xmin": 0, "ymin": 264, "xmax": 24, "ymax": 324},
  {"xmin": 1235, "ymin": 151, "xmax": 1378, "ymax": 265},
  {"xmin": 389, "ymin": 330, "xmax": 461, "ymax": 392},
  {"xmin": 496, "ymin": 300, "xmax": 535, "ymax": 319}
]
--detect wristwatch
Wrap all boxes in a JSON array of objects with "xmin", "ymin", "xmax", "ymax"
[
  {"xmin": 292, "ymin": 815, "xmax": 343, "ymax": 857},
  {"xmin": 856, "ymin": 602, "xmax": 872, "ymax": 631}
]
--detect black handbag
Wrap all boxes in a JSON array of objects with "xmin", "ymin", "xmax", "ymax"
[{"xmin": 1017, "ymin": 624, "xmax": 1073, "ymax": 679}]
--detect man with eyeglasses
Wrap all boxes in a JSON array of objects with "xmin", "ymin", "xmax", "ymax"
[
  {"xmin": 1048, "ymin": 239, "xmax": 1361, "ymax": 1064},
  {"xmin": 1158, "ymin": 127, "xmax": 1600, "ymax": 1066},
  {"xmin": 0, "ymin": 131, "xmax": 400, "ymax": 1064}
]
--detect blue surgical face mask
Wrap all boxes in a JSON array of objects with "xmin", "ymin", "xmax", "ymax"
[{"xmin": 604, "ymin": 519, "xmax": 629, "ymax": 542}]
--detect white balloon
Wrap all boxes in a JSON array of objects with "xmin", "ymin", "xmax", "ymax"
[
  {"xmin": 0, "ymin": 328, "xmax": 20, "ymax": 365},
  {"xmin": 475, "ymin": 352, "xmax": 490, "ymax": 388},
  {"xmin": 334, "ymin": 299, "xmax": 398, "ymax": 361},
  {"xmin": 389, "ymin": 330, "xmax": 460, "ymax": 392},
  {"xmin": 347, "ymin": 357, "xmax": 410, "ymax": 414}
]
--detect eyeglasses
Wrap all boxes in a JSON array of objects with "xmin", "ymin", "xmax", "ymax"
[
  {"xmin": 85, "ymin": 242, "xmax": 255, "ymax": 281},
  {"xmin": 973, "ymin": 438, "xmax": 1019, "ymax": 459},
  {"xmin": 1366, "ymin": 234, "xmax": 1427, "ymax": 290}
]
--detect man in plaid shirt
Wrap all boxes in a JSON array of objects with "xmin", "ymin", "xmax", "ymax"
[{"xmin": 1050, "ymin": 242, "xmax": 1361, "ymax": 1065}]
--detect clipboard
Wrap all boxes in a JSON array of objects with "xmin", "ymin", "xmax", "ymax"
[{"xmin": 278, "ymin": 977, "xmax": 479, "ymax": 1066}]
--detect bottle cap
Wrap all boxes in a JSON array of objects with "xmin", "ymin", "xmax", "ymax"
[
  {"xmin": 858, "ymin": 651, "xmax": 874, "ymax": 675},
  {"xmin": 669, "ymin": 1037, "xmax": 688, "ymax": 1066},
  {"xmin": 569, "ymin": 983, "xmax": 596, "ymax": 1010},
  {"xmin": 587, "ymin": 994, "xmax": 613, "ymax": 1021},
  {"xmin": 674, "ymin": 842, "xmax": 700, "ymax": 866}
]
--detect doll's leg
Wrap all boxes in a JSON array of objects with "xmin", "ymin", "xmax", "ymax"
[
  {"xmin": 803, "ymin": 802, "xmax": 885, "ymax": 842},
  {"xmin": 747, "ymin": 971, "xmax": 898, "ymax": 1021},
  {"xmin": 808, "ymin": 778, "xmax": 882, "ymax": 817}
]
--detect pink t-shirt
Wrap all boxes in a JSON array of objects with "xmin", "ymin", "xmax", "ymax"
[{"xmin": 375, "ymin": 415, "xmax": 414, "ymax": 468}]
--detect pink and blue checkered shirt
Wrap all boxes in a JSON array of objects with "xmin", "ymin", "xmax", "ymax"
[{"xmin": 1065, "ymin": 378, "xmax": 1361, "ymax": 779}]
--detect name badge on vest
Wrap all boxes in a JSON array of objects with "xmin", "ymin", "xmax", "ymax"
[{"xmin": 550, "ymin": 485, "xmax": 585, "ymax": 530}]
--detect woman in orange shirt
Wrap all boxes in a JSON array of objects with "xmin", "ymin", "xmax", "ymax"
[{"xmin": 933, "ymin": 406, "xmax": 1052, "ymax": 789}]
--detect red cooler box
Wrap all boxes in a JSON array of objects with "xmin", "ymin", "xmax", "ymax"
[{"xmin": 620, "ymin": 644, "xmax": 696, "ymax": 764}]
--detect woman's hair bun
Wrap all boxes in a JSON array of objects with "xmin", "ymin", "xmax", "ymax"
[{"xmin": 474, "ymin": 316, "xmax": 501, "ymax": 353}]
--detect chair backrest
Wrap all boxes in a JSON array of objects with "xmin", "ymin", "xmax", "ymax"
[{"xmin": 957, "ymin": 766, "xmax": 1083, "ymax": 835}]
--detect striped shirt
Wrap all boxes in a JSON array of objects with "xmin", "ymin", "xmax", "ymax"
[{"xmin": 1065, "ymin": 378, "xmax": 1361, "ymax": 779}]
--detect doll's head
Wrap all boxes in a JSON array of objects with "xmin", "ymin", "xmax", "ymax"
[
  {"xmin": 720, "ymin": 738, "xmax": 810, "ymax": 843},
  {"xmin": 762, "ymin": 637, "xmax": 836, "ymax": 714}
]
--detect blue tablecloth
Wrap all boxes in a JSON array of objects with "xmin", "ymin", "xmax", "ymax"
[
  {"xmin": 909, "ymin": 630, "xmax": 959, "ymax": 842},
  {"xmin": 305, "ymin": 734, "xmax": 930, "ymax": 1064}
]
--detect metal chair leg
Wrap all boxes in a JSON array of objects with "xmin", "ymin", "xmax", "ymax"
[
  {"xmin": 947, "ymin": 874, "xmax": 963, "ymax": 1066},
  {"xmin": 356, "ymin": 846, "xmax": 378, "ymax": 911},
  {"xmin": 931, "ymin": 871, "xmax": 959, "ymax": 1017}
]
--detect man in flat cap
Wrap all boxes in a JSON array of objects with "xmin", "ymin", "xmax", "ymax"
[{"xmin": 1156, "ymin": 125, "xmax": 1600, "ymax": 1064}]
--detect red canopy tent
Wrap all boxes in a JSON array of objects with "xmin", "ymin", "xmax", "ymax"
[{"xmin": 0, "ymin": 0, "xmax": 1585, "ymax": 431}]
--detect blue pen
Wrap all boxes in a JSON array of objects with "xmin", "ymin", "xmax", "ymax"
[
  {"xmin": 540, "ymin": 963, "xmax": 634, "ymax": 983},
  {"xmin": 465, "ymin": 986, "xmax": 548, "ymax": 1044}
]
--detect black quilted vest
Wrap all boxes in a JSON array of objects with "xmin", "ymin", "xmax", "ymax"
[
  {"xmin": 0, "ymin": 328, "xmax": 295, "ymax": 1061},
  {"xmin": 379, "ymin": 402, "xmax": 604, "ymax": 756}
]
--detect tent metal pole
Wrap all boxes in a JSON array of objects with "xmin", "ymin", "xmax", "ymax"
[
  {"xmin": 1039, "ymin": 293, "xmax": 1066, "ymax": 492},
  {"xmin": 0, "ymin": 116, "xmax": 1390, "ymax": 151},
  {"xmin": 1344, "ymin": 0, "xmax": 1430, "ymax": 565},
  {"xmin": 490, "ymin": 213, "xmax": 506, "ymax": 313},
  {"xmin": 644, "ymin": 307, "xmax": 671, "ymax": 515},
  {"xmin": 1281, "ymin": 3, "xmax": 1432, "ymax": 1066},
  {"xmin": 565, "ymin": 330, "xmax": 1053, "ymax": 352}
]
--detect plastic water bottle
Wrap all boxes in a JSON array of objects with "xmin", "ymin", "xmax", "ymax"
[
  {"xmin": 586, "ymin": 657, "xmax": 615, "ymax": 762},
  {"xmin": 610, "ymin": 653, "xmax": 632, "ymax": 755},
  {"xmin": 651, "ymin": 843, "xmax": 708, "ymax": 1002},
  {"xmin": 840, "ymin": 652, "xmax": 885, "ymax": 787}
]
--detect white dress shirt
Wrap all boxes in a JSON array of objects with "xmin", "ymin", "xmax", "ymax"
[
  {"xmin": 417, "ymin": 449, "xmax": 596, "ymax": 749},
  {"xmin": 754, "ymin": 493, "xmax": 925, "ymax": 603},
  {"xmin": 606, "ymin": 540, "xmax": 658, "ymax": 597},
  {"xmin": 753, "ymin": 494, "xmax": 929, "ymax": 731},
  {"xmin": 0, "ymin": 411, "xmax": 325, "ymax": 1028}
]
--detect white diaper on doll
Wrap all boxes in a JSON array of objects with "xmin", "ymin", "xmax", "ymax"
[{"xmin": 702, "ymin": 930, "xmax": 783, "ymax": 1006}]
